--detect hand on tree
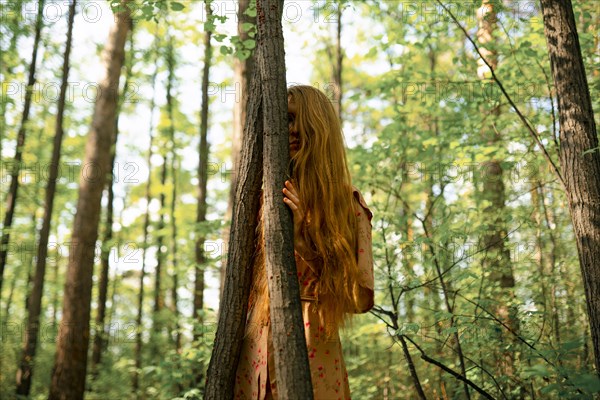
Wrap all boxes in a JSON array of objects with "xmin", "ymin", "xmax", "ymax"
[{"xmin": 282, "ymin": 180, "xmax": 319, "ymax": 261}]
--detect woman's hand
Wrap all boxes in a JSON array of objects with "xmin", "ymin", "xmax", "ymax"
[{"xmin": 282, "ymin": 180, "xmax": 319, "ymax": 260}]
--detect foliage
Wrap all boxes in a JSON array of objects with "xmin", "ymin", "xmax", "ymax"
[{"xmin": 1, "ymin": 0, "xmax": 599, "ymax": 399}]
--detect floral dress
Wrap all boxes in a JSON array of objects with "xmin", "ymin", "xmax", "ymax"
[{"xmin": 234, "ymin": 187, "xmax": 374, "ymax": 400}]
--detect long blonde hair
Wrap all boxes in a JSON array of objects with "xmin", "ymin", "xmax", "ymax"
[{"xmin": 245, "ymin": 85, "xmax": 363, "ymax": 340}]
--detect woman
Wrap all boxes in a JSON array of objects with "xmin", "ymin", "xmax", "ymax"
[{"xmin": 234, "ymin": 85, "xmax": 374, "ymax": 400}]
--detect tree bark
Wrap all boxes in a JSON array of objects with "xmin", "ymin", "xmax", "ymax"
[
  {"xmin": 0, "ymin": 0, "xmax": 45, "ymax": 294},
  {"xmin": 15, "ymin": 0, "xmax": 75, "ymax": 395},
  {"xmin": 257, "ymin": 0, "xmax": 313, "ymax": 398},
  {"xmin": 133, "ymin": 32, "xmax": 159, "ymax": 395},
  {"xmin": 540, "ymin": 0, "xmax": 600, "ymax": 376},
  {"xmin": 193, "ymin": 0, "xmax": 213, "ymax": 342},
  {"xmin": 48, "ymin": 2, "xmax": 131, "ymax": 398},
  {"xmin": 91, "ymin": 26, "xmax": 134, "ymax": 373},
  {"xmin": 220, "ymin": 0, "xmax": 256, "ymax": 301},
  {"xmin": 203, "ymin": 55, "xmax": 263, "ymax": 400}
]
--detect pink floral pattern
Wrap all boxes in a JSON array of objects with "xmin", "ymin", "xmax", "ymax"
[{"xmin": 234, "ymin": 187, "xmax": 374, "ymax": 400}]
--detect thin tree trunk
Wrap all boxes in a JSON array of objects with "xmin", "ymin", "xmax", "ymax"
[
  {"xmin": 15, "ymin": 1, "xmax": 75, "ymax": 394},
  {"xmin": 164, "ymin": 29, "xmax": 181, "ymax": 353},
  {"xmin": 257, "ymin": 0, "xmax": 313, "ymax": 397},
  {"xmin": 204, "ymin": 54, "xmax": 263, "ymax": 400},
  {"xmin": 170, "ymin": 153, "xmax": 181, "ymax": 352},
  {"xmin": 398, "ymin": 335, "xmax": 427, "ymax": 400},
  {"xmin": 0, "ymin": 0, "xmax": 45, "ymax": 293},
  {"xmin": 133, "ymin": 32, "xmax": 159, "ymax": 396},
  {"xmin": 48, "ymin": 3, "xmax": 131, "ymax": 398},
  {"xmin": 91, "ymin": 26, "xmax": 134, "ymax": 373},
  {"xmin": 4, "ymin": 214, "xmax": 39, "ymax": 319},
  {"xmin": 153, "ymin": 157, "xmax": 167, "ymax": 323},
  {"xmin": 193, "ymin": 0, "xmax": 213, "ymax": 342},
  {"xmin": 0, "ymin": 2, "xmax": 24, "ymax": 158},
  {"xmin": 538, "ymin": 180, "xmax": 562, "ymax": 346},
  {"xmin": 476, "ymin": 0, "xmax": 518, "ymax": 381},
  {"xmin": 333, "ymin": 0, "xmax": 343, "ymax": 124},
  {"xmin": 540, "ymin": 0, "xmax": 600, "ymax": 376},
  {"xmin": 220, "ymin": 0, "xmax": 256, "ymax": 301}
]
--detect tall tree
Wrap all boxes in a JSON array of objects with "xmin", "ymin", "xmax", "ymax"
[
  {"xmin": 164, "ymin": 26, "xmax": 181, "ymax": 352},
  {"xmin": 476, "ymin": 0, "xmax": 517, "ymax": 380},
  {"xmin": 333, "ymin": 0, "xmax": 343, "ymax": 123},
  {"xmin": 220, "ymin": 0, "xmax": 256, "ymax": 300},
  {"xmin": 91, "ymin": 26, "xmax": 135, "ymax": 373},
  {"xmin": 206, "ymin": 2, "xmax": 313, "ymax": 397},
  {"xmin": 0, "ymin": 0, "xmax": 45, "ymax": 294},
  {"xmin": 15, "ymin": 0, "xmax": 76, "ymax": 395},
  {"xmin": 48, "ymin": 2, "xmax": 132, "ymax": 398},
  {"xmin": 255, "ymin": 0, "xmax": 313, "ymax": 397},
  {"xmin": 540, "ymin": 0, "xmax": 600, "ymax": 377},
  {"xmin": 153, "ymin": 134, "xmax": 167, "ymax": 328},
  {"xmin": 133, "ymin": 31, "xmax": 160, "ymax": 395},
  {"xmin": 193, "ymin": 0, "xmax": 213, "ymax": 341},
  {"xmin": 204, "ymin": 47, "xmax": 264, "ymax": 400}
]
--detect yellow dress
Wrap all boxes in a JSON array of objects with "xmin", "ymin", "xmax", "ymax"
[{"xmin": 234, "ymin": 187, "xmax": 374, "ymax": 400}]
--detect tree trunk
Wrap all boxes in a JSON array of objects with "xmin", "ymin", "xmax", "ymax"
[
  {"xmin": 164, "ymin": 29, "xmax": 182, "ymax": 353},
  {"xmin": 204, "ymin": 55, "xmax": 264, "ymax": 400},
  {"xmin": 91, "ymin": 26, "xmax": 134, "ymax": 373},
  {"xmin": 48, "ymin": 3, "xmax": 131, "ymax": 398},
  {"xmin": 257, "ymin": 0, "xmax": 313, "ymax": 397},
  {"xmin": 154, "ymin": 156, "xmax": 167, "ymax": 321},
  {"xmin": 133, "ymin": 32, "xmax": 159, "ymax": 395},
  {"xmin": 476, "ymin": 0, "xmax": 518, "ymax": 380},
  {"xmin": 0, "ymin": 2, "xmax": 26, "ymax": 164},
  {"xmin": 170, "ymin": 153, "xmax": 181, "ymax": 352},
  {"xmin": 540, "ymin": 0, "xmax": 600, "ymax": 376},
  {"xmin": 15, "ymin": 1, "xmax": 75, "ymax": 395},
  {"xmin": 193, "ymin": 0, "xmax": 213, "ymax": 342},
  {"xmin": 0, "ymin": 0, "xmax": 45, "ymax": 293},
  {"xmin": 333, "ymin": 0, "xmax": 343, "ymax": 124},
  {"xmin": 220, "ymin": 0, "xmax": 256, "ymax": 300}
]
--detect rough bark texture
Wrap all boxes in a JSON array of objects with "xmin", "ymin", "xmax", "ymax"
[
  {"xmin": 194, "ymin": 0, "xmax": 213, "ymax": 341},
  {"xmin": 220, "ymin": 0, "xmax": 256, "ymax": 300},
  {"xmin": 15, "ymin": 1, "xmax": 75, "ymax": 395},
  {"xmin": 48, "ymin": 3, "xmax": 131, "ymax": 398},
  {"xmin": 0, "ymin": 0, "xmax": 44, "ymax": 293},
  {"xmin": 203, "ymin": 59, "xmax": 264, "ymax": 400},
  {"xmin": 257, "ymin": 0, "xmax": 314, "ymax": 398},
  {"xmin": 540, "ymin": 0, "xmax": 600, "ymax": 376}
]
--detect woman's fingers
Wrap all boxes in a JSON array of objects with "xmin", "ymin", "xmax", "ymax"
[
  {"xmin": 285, "ymin": 180, "xmax": 299, "ymax": 198},
  {"xmin": 283, "ymin": 181, "xmax": 304, "ymax": 230}
]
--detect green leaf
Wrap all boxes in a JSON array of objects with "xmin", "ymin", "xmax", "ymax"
[
  {"xmin": 242, "ymin": 22, "xmax": 255, "ymax": 32},
  {"xmin": 243, "ymin": 39, "xmax": 256, "ymax": 50},
  {"xmin": 170, "ymin": 2, "xmax": 185, "ymax": 11},
  {"xmin": 245, "ymin": 7, "xmax": 257, "ymax": 17},
  {"xmin": 404, "ymin": 323, "xmax": 420, "ymax": 334},
  {"xmin": 522, "ymin": 364, "xmax": 550, "ymax": 379},
  {"xmin": 220, "ymin": 45, "xmax": 231, "ymax": 55},
  {"xmin": 213, "ymin": 33, "xmax": 227, "ymax": 42}
]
